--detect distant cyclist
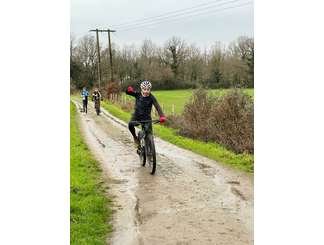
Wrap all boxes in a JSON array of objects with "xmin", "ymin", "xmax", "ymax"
[
  {"xmin": 126, "ymin": 80, "xmax": 166, "ymax": 145},
  {"xmin": 92, "ymin": 88, "xmax": 102, "ymax": 115},
  {"xmin": 81, "ymin": 87, "xmax": 89, "ymax": 113},
  {"xmin": 92, "ymin": 88, "xmax": 101, "ymax": 103}
]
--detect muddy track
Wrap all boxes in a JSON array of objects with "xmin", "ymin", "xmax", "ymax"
[{"xmin": 72, "ymin": 99, "xmax": 253, "ymax": 245}]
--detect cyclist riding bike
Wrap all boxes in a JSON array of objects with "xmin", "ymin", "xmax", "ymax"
[
  {"xmin": 92, "ymin": 88, "xmax": 102, "ymax": 114},
  {"xmin": 81, "ymin": 87, "xmax": 89, "ymax": 113},
  {"xmin": 126, "ymin": 80, "xmax": 166, "ymax": 146}
]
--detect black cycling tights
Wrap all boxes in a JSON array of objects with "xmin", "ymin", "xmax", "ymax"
[
  {"xmin": 82, "ymin": 99, "xmax": 88, "ymax": 113},
  {"xmin": 128, "ymin": 121, "xmax": 152, "ymax": 139}
]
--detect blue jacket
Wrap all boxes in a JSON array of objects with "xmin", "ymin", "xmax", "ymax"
[{"xmin": 82, "ymin": 89, "xmax": 89, "ymax": 100}]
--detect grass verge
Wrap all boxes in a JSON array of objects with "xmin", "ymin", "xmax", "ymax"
[
  {"xmin": 70, "ymin": 102, "xmax": 113, "ymax": 245},
  {"xmin": 121, "ymin": 89, "xmax": 254, "ymax": 115},
  {"xmin": 101, "ymin": 100, "xmax": 253, "ymax": 173}
]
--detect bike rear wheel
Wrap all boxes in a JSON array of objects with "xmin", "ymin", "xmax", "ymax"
[
  {"xmin": 95, "ymin": 101, "xmax": 100, "ymax": 115},
  {"xmin": 145, "ymin": 134, "xmax": 156, "ymax": 175}
]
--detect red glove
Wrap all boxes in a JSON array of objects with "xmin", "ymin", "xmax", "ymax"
[
  {"xmin": 159, "ymin": 115, "xmax": 166, "ymax": 123},
  {"xmin": 127, "ymin": 86, "xmax": 134, "ymax": 93}
]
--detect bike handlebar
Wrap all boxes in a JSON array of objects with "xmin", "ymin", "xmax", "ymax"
[{"xmin": 130, "ymin": 119, "xmax": 160, "ymax": 124}]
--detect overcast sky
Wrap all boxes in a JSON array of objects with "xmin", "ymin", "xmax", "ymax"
[{"xmin": 71, "ymin": 0, "xmax": 253, "ymax": 49}]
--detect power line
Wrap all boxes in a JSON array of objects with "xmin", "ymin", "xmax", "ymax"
[
  {"xmin": 116, "ymin": 0, "xmax": 245, "ymax": 30},
  {"xmin": 118, "ymin": 1, "xmax": 252, "ymax": 32},
  {"xmin": 112, "ymin": 0, "xmax": 231, "ymax": 28},
  {"xmin": 110, "ymin": 33, "xmax": 135, "ymax": 48},
  {"xmin": 110, "ymin": 32, "xmax": 122, "ymax": 44},
  {"xmin": 118, "ymin": 0, "xmax": 250, "ymax": 31}
]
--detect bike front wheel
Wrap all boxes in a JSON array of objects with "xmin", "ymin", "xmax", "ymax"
[
  {"xmin": 145, "ymin": 134, "xmax": 156, "ymax": 175},
  {"xmin": 138, "ymin": 131, "xmax": 146, "ymax": 166}
]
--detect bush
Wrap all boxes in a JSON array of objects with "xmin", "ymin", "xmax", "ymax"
[
  {"xmin": 163, "ymin": 114, "xmax": 184, "ymax": 129},
  {"xmin": 120, "ymin": 101, "xmax": 134, "ymax": 112},
  {"xmin": 180, "ymin": 89, "xmax": 214, "ymax": 141},
  {"xmin": 106, "ymin": 80, "xmax": 121, "ymax": 99},
  {"xmin": 208, "ymin": 89, "xmax": 254, "ymax": 154},
  {"xmin": 174, "ymin": 89, "xmax": 253, "ymax": 154}
]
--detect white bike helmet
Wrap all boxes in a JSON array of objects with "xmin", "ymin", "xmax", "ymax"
[{"xmin": 140, "ymin": 80, "xmax": 152, "ymax": 90}]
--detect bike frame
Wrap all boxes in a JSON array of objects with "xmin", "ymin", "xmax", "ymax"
[
  {"xmin": 130, "ymin": 119, "xmax": 160, "ymax": 137},
  {"xmin": 132, "ymin": 119, "xmax": 160, "ymax": 174}
]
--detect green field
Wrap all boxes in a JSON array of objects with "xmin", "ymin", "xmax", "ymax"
[
  {"xmin": 122, "ymin": 89, "xmax": 253, "ymax": 115},
  {"xmin": 70, "ymin": 102, "xmax": 113, "ymax": 244}
]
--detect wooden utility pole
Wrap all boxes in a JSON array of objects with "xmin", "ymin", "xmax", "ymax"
[
  {"xmin": 89, "ymin": 29, "xmax": 102, "ymax": 90},
  {"xmin": 90, "ymin": 28, "xmax": 116, "ymax": 89},
  {"xmin": 107, "ymin": 29, "xmax": 116, "ymax": 82}
]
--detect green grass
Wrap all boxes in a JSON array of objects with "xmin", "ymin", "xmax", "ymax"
[
  {"xmin": 70, "ymin": 102, "xmax": 113, "ymax": 245},
  {"xmin": 122, "ymin": 88, "xmax": 254, "ymax": 115},
  {"xmin": 101, "ymin": 100, "xmax": 132, "ymax": 122},
  {"xmin": 101, "ymin": 100, "xmax": 253, "ymax": 173}
]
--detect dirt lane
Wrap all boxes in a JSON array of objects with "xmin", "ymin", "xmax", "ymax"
[{"xmin": 72, "ymin": 100, "xmax": 253, "ymax": 245}]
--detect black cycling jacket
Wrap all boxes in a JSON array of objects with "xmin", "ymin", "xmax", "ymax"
[
  {"xmin": 126, "ymin": 89, "xmax": 164, "ymax": 120},
  {"xmin": 92, "ymin": 91, "xmax": 101, "ymax": 101}
]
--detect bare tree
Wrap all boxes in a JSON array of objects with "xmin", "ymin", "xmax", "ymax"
[
  {"xmin": 140, "ymin": 39, "xmax": 156, "ymax": 62},
  {"xmin": 206, "ymin": 42, "xmax": 226, "ymax": 87},
  {"xmin": 184, "ymin": 44, "xmax": 203, "ymax": 82},
  {"xmin": 228, "ymin": 36, "xmax": 254, "ymax": 87},
  {"xmin": 164, "ymin": 36, "xmax": 187, "ymax": 79},
  {"xmin": 139, "ymin": 39, "xmax": 159, "ymax": 80},
  {"xmin": 71, "ymin": 35, "xmax": 97, "ymax": 85},
  {"xmin": 70, "ymin": 34, "xmax": 76, "ymax": 61}
]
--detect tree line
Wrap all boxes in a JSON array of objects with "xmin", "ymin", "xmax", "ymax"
[{"xmin": 70, "ymin": 35, "xmax": 254, "ymax": 91}]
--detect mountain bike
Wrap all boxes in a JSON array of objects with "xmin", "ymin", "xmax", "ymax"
[
  {"xmin": 132, "ymin": 119, "xmax": 160, "ymax": 175},
  {"xmin": 92, "ymin": 94, "xmax": 101, "ymax": 115},
  {"xmin": 94, "ymin": 99, "xmax": 100, "ymax": 115}
]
